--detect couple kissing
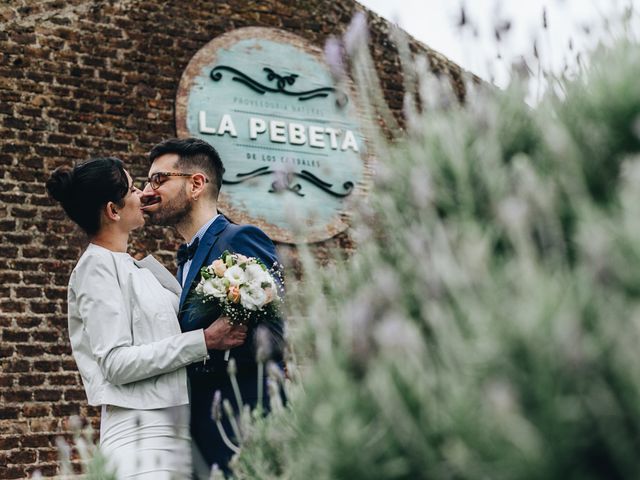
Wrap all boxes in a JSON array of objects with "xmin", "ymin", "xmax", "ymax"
[{"xmin": 46, "ymin": 137, "xmax": 285, "ymax": 479}]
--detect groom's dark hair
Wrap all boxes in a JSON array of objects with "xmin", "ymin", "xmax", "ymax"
[{"xmin": 149, "ymin": 137, "xmax": 225, "ymax": 199}]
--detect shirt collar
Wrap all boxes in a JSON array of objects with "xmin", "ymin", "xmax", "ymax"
[{"xmin": 187, "ymin": 214, "xmax": 219, "ymax": 247}]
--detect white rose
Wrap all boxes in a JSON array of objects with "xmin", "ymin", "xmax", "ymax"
[
  {"xmin": 199, "ymin": 278, "xmax": 216, "ymax": 296},
  {"xmin": 213, "ymin": 276, "xmax": 229, "ymax": 298},
  {"xmin": 239, "ymin": 283, "xmax": 268, "ymax": 311},
  {"xmin": 224, "ymin": 265, "xmax": 247, "ymax": 287},
  {"xmin": 201, "ymin": 276, "xmax": 227, "ymax": 299},
  {"xmin": 261, "ymin": 273, "xmax": 277, "ymax": 293},
  {"xmin": 245, "ymin": 263, "xmax": 268, "ymax": 283}
]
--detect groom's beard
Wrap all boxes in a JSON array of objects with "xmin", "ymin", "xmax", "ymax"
[{"xmin": 145, "ymin": 190, "xmax": 192, "ymax": 227}]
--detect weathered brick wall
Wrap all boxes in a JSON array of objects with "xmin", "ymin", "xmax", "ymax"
[{"xmin": 0, "ymin": 0, "xmax": 467, "ymax": 477}]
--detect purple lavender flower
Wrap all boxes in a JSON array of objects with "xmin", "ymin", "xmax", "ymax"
[
  {"xmin": 324, "ymin": 35, "xmax": 346, "ymax": 82},
  {"xmin": 344, "ymin": 11, "xmax": 368, "ymax": 55}
]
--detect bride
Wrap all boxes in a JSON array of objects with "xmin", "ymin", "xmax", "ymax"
[{"xmin": 47, "ymin": 157, "xmax": 247, "ymax": 479}]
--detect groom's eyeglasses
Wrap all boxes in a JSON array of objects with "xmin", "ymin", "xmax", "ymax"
[{"xmin": 143, "ymin": 172, "xmax": 210, "ymax": 190}]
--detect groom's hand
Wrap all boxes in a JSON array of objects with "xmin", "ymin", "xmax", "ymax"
[{"xmin": 203, "ymin": 316, "xmax": 248, "ymax": 350}]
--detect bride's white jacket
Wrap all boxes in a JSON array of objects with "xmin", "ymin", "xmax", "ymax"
[{"xmin": 67, "ymin": 243, "xmax": 207, "ymax": 409}]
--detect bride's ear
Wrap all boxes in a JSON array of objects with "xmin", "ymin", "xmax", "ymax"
[{"xmin": 104, "ymin": 201, "xmax": 120, "ymax": 222}]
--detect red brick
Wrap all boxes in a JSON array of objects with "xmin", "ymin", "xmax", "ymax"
[
  {"xmin": 28, "ymin": 418, "xmax": 58, "ymax": 433},
  {"xmin": 38, "ymin": 448, "xmax": 59, "ymax": 462},
  {"xmin": 16, "ymin": 318, "xmax": 43, "ymax": 329},
  {"xmin": 30, "ymin": 302, "xmax": 58, "ymax": 314},
  {"xmin": 15, "ymin": 286, "xmax": 43, "ymax": 297},
  {"xmin": 49, "ymin": 315, "xmax": 68, "ymax": 329},
  {"xmin": 0, "ymin": 374, "xmax": 15, "ymax": 387},
  {"xmin": 3, "ymin": 389, "xmax": 32, "ymax": 402},
  {"xmin": 44, "ymin": 287, "xmax": 67, "ymax": 300},
  {"xmin": 1, "ymin": 232, "xmax": 32, "ymax": 245},
  {"xmin": 0, "ymin": 420, "xmax": 28, "ymax": 434},
  {"xmin": 0, "ymin": 436, "xmax": 19, "ymax": 449},
  {"xmin": 61, "ymin": 359, "xmax": 78, "ymax": 371},
  {"xmin": 33, "ymin": 389, "xmax": 62, "ymax": 402},
  {"xmin": 25, "ymin": 463, "xmax": 58, "ymax": 476},
  {"xmin": 17, "ymin": 374, "xmax": 45, "ymax": 387},
  {"xmin": 0, "ymin": 344, "xmax": 15, "ymax": 357},
  {"xmin": 51, "ymin": 403, "xmax": 81, "ymax": 417},
  {"xmin": 0, "ymin": 406, "xmax": 20, "ymax": 419},
  {"xmin": 48, "ymin": 133, "xmax": 73, "ymax": 144},
  {"xmin": 31, "ymin": 330, "xmax": 61, "ymax": 342},
  {"xmin": 2, "ymin": 359, "xmax": 30, "ymax": 373},
  {"xmin": 0, "ymin": 317, "xmax": 13, "ymax": 328},
  {"xmin": 0, "ymin": 246, "xmax": 19, "ymax": 257},
  {"xmin": 11, "ymin": 207, "xmax": 38, "ymax": 218},
  {"xmin": 33, "ymin": 360, "xmax": 61, "ymax": 372},
  {"xmin": 22, "ymin": 247, "xmax": 51, "ymax": 258},
  {"xmin": 0, "ymin": 301, "xmax": 26, "ymax": 313},
  {"xmin": 48, "ymin": 344, "xmax": 72, "ymax": 355},
  {"xmin": 63, "ymin": 389, "xmax": 87, "ymax": 401},
  {"xmin": 13, "ymin": 33, "xmax": 37, "ymax": 44},
  {"xmin": 2, "ymin": 330, "xmax": 30, "ymax": 342},
  {"xmin": 48, "ymin": 374, "xmax": 78, "ymax": 386},
  {"xmin": 21, "ymin": 433, "xmax": 54, "ymax": 448},
  {"xmin": 22, "ymin": 404, "xmax": 51, "ymax": 418},
  {"xmin": 0, "ymin": 466, "xmax": 25, "ymax": 479},
  {"xmin": 7, "ymin": 449, "xmax": 37, "ymax": 464},
  {"xmin": 16, "ymin": 344, "xmax": 47, "ymax": 358}
]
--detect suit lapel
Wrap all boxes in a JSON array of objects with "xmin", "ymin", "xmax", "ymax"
[
  {"xmin": 179, "ymin": 216, "xmax": 230, "ymax": 308},
  {"xmin": 176, "ymin": 263, "xmax": 184, "ymax": 286}
]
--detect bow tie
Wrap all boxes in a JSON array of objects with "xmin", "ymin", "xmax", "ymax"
[{"xmin": 177, "ymin": 237, "xmax": 199, "ymax": 267}]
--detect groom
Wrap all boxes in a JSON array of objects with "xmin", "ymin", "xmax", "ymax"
[{"xmin": 141, "ymin": 137, "xmax": 284, "ymax": 474}]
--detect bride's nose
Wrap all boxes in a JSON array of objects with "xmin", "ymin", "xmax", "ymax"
[{"xmin": 141, "ymin": 182, "xmax": 154, "ymax": 195}]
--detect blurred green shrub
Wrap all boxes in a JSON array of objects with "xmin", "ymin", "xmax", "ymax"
[{"xmin": 231, "ymin": 14, "xmax": 640, "ymax": 480}]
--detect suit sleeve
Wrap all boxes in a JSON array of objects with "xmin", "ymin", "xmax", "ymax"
[
  {"xmin": 75, "ymin": 254, "xmax": 207, "ymax": 386},
  {"xmin": 225, "ymin": 225, "xmax": 279, "ymax": 269}
]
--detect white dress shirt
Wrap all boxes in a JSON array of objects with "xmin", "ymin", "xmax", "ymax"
[
  {"xmin": 181, "ymin": 214, "xmax": 218, "ymax": 286},
  {"xmin": 67, "ymin": 243, "xmax": 208, "ymax": 409}
]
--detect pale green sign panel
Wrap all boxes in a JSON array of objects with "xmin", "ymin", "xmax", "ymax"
[{"xmin": 176, "ymin": 27, "xmax": 369, "ymax": 243}]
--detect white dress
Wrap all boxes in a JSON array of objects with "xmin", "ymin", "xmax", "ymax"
[
  {"xmin": 67, "ymin": 244, "xmax": 208, "ymax": 479},
  {"xmin": 100, "ymin": 404, "xmax": 192, "ymax": 479}
]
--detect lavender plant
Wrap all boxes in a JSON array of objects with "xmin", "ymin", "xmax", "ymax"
[
  {"xmin": 230, "ymin": 11, "xmax": 640, "ymax": 480},
  {"xmin": 53, "ymin": 416, "xmax": 116, "ymax": 480}
]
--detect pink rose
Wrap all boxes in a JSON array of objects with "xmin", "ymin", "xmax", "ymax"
[
  {"xmin": 264, "ymin": 287, "xmax": 274, "ymax": 303},
  {"xmin": 212, "ymin": 259, "xmax": 227, "ymax": 277},
  {"xmin": 228, "ymin": 285, "xmax": 241, "ymax": 303}
]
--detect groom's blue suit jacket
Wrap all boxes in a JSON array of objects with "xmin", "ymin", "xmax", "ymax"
[
  {"xmin": 177, "ymin": 214, "xmax": 284, "ymax": 373},
  {"xmin": 177, "ymin": 215, "xmax": 285, "ymax": 472}
]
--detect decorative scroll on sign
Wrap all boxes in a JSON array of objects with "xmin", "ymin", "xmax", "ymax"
[{"xmin": 176, "ymin": 27, "xmax": 370, "ymax": 243}]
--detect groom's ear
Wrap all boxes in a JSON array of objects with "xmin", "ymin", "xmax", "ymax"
[{"xmin": 190, "ymin": 173, "xmax": 208, "ymax": 200}]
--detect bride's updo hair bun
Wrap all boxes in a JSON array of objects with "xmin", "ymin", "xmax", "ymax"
[
  {"xmin": 46, "ymin": 165, "xmax": 75, "ymax": 203},
  {"xmin": 46, "ymin": 158, "xmax": 130, "ymax": 236}
]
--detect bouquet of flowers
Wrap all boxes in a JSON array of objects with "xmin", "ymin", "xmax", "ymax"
[{"xmin": 193, "ymin": 250, "xmax": 282, "ymax": 328}]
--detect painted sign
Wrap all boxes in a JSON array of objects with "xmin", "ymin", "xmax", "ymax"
[{"xmin": 176, "ymin": 27, "xmax": 370, "ymax": 243}]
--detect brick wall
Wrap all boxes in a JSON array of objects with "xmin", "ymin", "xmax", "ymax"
[{"xmin": 0, "ymin": 0, "xmax": 467, "ymax": 477}]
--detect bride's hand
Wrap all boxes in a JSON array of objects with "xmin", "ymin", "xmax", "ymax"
[{"xmin": 203, "ymin": 316, "xmax": 247, "ymax": 350}]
